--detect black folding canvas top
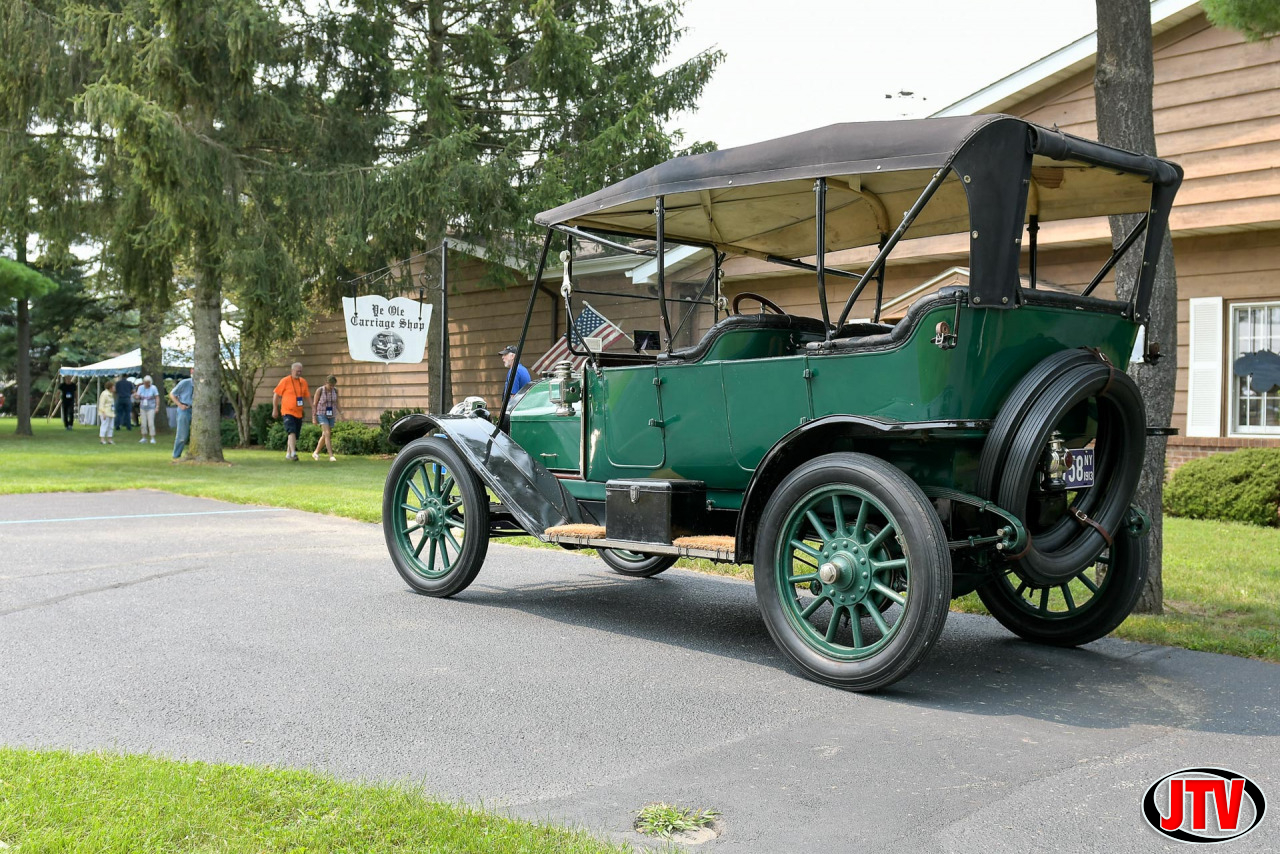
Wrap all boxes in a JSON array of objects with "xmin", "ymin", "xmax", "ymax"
[{"xmin": 536, "ymin": 115, "xmax": 1181, "ymax": 261}]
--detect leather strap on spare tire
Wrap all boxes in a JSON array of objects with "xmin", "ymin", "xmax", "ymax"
[{"xmin": 994, "ymin": 360, "xmax": 1146, "ymax": 585}]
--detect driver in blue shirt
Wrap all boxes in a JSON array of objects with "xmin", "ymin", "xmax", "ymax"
[{"xmin": 499, "ymin": 345, "xmax": 532, "ymax": 395}]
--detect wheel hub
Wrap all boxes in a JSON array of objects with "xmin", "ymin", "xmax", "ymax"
[
  {"xmin": 818, "ymin": 537, "xmax": 874, "ymax": 605},
  {"xmin": 414, "ymin": 499, "xmax": 443, "ymax": 530}
]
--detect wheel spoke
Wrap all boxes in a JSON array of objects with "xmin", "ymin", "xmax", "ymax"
[
  {"xmin": 831, "ymin": 496, "xmax": 846, "ymax": 537},
  {"xmin": 788, "ymin": 572, "xmax": 819, "ymax": 585},
  {"xmin": 1014, "ymin": 579, "xmax": 1029, "ymax": 598},
  {"xmin": 1038, "ymin": 586, "xmax": 1050, "ymax": 614},
  {"xmin": 445, "ymin": 517, "xmax": 465, "ymax": 530},
  {"xmin": 866, "ymin": 601, "xmax": 891, "ymax": 636},
  {"xmin": 403, "ymin": 522, "xmax": 423, "ymax": 535},
  {"xmin": 871, "ymin": 581, "xmax": 904, "ymax": 607},
  {"xmin": 1075, "ymin": 571, "xmax": 1100, "ymax": 594},
  {"xmin": 825, "ymin": 606, "xmax": 843, "ymax": 642},
  {"xmin": 445, "ymin": 499, "xmax": 463, "ymax": 513},
  {"xmin": 401, "ymin": 502, "xmax": 422, "ymax": 513},
  {"xmin": 865, "ymin": 523, "xmax": 896, "ymax": 552},
  {"xmin": 790, "ymin": 539, "xmax": 822, "ymax": 560},
  {"xmin": 406, "ymin": 476, "xmax": 427, "ymax": 504},
  {"xmin": 799, "ymin": 596, "xmax": 826, "ymax": 620},
  {"xmin": 853, "ymin": 498, "xmax": 869, "ymax": 542},
  {"xmin": 426, "ymin": 538, "xmax": 437, "ymax": 573},
  {"xmin": 805, "ymin": 510, "xmax": 831, "ymax": 544},
  {"xmin": 849, "ymin": 606, "xmax": 865, "ymax": 647},
  {"xmin": 439, "ymin": 540, "xmax": 452, "ymax": 571},
  {"xmin": 413, "ymin": 530, "xmax": 430, "ymax": 558},
  {"xmin": 443, "ymin": 529, "xmax": 462, "ymax": 553},
  {"xmin": 1060, "ymin": 583, "xmax": 1076, "ymax": 611},
  {"xmin": 437, "ymin": 474, "xmax": 455, "ymax": 501},
  {"xmin": 871, "ymin": 557, "xmax": 906, "ymax": 573},
  {"xmin": 792, "ymin": 556, "xmax": 819, "ymax": 571},
  {"xmin": 422, "ymin": 464, "xmax": 435, "ymax": 497}
]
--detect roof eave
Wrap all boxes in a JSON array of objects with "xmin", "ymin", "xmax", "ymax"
[{"xmin": 932, "ymin": 0, "xmax": 1203, "ymax": 118}]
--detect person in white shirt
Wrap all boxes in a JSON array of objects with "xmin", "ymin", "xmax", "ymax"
[{"xmin": 135, "ymin": 376, "xmax": 160, "ymax": 444}]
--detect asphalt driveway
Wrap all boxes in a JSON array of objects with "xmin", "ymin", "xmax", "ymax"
[{"xmin": 1, "ymin": 490, "xmax": 1276, "ymax": 852}]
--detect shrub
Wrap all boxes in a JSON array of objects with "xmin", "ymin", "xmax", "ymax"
[
  {"xmin": 249, "ymin": 403, "xmax": 275, "ymax": 445},
  {"xmin": 219, "ymin": 418, "xmax": 241, "ymax": 448},
  {"xmin": 380, "ymin": 406, "xmax": 423, "ymax": 437},
  {"xmin": 1165, "ymin": 448, "xmax": 1280, "ymax": 527},
  {"xmin": 265, "ymin": 422, "xmax": 286, "ymax": 451},
  {"xmin": 332, "ymin": 421, "xmax": 384, "ymax": 455},
  {"xmin": 298, "ymin": 423, "xmax": 323, "ymax": 453},
  {"xmin": 265, "ymin": 421, "xmax": 323, "ymax": 453},
  {"xmin": 379, "ymin": 407, "xmax": 425, "ymax": 453}
]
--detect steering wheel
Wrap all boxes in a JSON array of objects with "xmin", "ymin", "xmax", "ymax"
[{"xmin": 732, "ymin": 291, "xmax": 787, "ymax": 316}]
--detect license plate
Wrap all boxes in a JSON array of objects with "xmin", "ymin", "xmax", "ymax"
[{"xmin": 1064, "ymin": 447, "xmax": 1095, "ymax": 488}]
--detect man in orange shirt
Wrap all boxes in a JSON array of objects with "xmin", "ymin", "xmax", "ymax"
[{"xmin": 272, "ymin": 362, "xmax": 310, "ymax": 461}]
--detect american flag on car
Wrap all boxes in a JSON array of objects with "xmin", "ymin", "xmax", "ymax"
[{"xmin": 531, "ymin": 302, "xmax": 630, "ymax": 375}]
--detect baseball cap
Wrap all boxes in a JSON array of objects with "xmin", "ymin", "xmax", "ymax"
[{"xmin": 497, "ymin": 345, "xmax": 517, "ymax": 355}]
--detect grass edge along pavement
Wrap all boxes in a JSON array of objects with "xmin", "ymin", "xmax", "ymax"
[
  {"xmin": 2, "ymin": 420, "xmax": 1277, "ymax": 662},
  {"xmin": 0, "ymin": 748, "xmax": 635, "ymax": 853}
]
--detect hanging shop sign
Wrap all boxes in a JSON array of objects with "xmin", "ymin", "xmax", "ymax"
[{"xmin": 342, "ymin": 296, "xmax": 432, "ymax": 364}]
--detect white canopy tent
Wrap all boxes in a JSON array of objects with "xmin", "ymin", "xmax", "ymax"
[
  {"xmin": 54, "ymin": 321, "xmax": 238, "ymax": 424},
  {"xmin": 58, "ymin": 321, "xmax": 238, "ymax": 378}
]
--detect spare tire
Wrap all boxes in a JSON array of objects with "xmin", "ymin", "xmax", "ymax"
[
  {"xmin": 977, "ymin": 348, "xmax": 1100, "ymax": 500},
  {"xmin": 981, "ymin": 350, "xmax": 1146, "ymax": 586}
]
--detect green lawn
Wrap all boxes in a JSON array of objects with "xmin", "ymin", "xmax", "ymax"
[
  {"xmin": 2, "ymin": 419, "xmax": 1277, "ymax": 661},
  {"xmin": 0, "ymin": 418, "xmax": 390, "ymax": 522},
  {"xmin": 0, "ymin": 748, "xmax": 630, "ymax": 853}
]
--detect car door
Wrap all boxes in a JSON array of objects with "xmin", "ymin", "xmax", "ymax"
[
  {"xmin": 723, "ymin": 355, "xmax": 813, "ymax": 471},
  {"xmin": 587, "ymin": 365, "xmax": 665, "ymax": 473}
]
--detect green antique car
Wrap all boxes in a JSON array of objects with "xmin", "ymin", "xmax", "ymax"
[{"xmin": 382, "ymin": 115, "xmax": 1182, "ymax": 691}]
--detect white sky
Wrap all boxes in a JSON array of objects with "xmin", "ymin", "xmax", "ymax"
[{"xmin": 667, "ymin": 0, "xmax": 1103, "ymax": 149}]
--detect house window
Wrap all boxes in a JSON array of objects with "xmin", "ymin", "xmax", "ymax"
[{"xmin": 1230, "ymin": 302, "xmax": 1280, "ymax": 435}]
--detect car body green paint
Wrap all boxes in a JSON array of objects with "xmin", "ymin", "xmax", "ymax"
[{"xmin": 508, "ymin": 302, "xmax": 1137, "ymax": 496}]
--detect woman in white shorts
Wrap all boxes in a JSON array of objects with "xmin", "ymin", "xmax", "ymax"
[
  {"xmin": 135, "ymin": 376, "xmax": 160, "ymax": 443},
  {"xmin": 97, "ymin": 386, "xmax": 115, "ymax": 444}
]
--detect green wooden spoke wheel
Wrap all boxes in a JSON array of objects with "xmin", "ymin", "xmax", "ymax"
[
  {"xmin": 382, "ymin": 437, "xmax": 489, "ymax": 597},
  {"xmin": 977, "ymin": 525, "xmax": 1148, "ymax": 647},
  {"xmin": 599, "ymin": 548, "xmax": 678, "ymax": 578},
  {"xmin": 755, "ymin": 453, "xmax": 951, "ymax": 691}
]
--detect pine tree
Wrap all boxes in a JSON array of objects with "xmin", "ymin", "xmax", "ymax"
[
  {"xmin": 69, "ymin": 0, "xmax": 379, "ymax": 461},
  {"xmin": 1203, "ymin": 0, "xmax": 1280, "ymax": 41},
  {"xmin": 316, "ymin": 0, "xmax": 721, "ymax": 408},
  {"xmin": 0, "ymin": 0, "xmax": 89, "ymax": 434},
  {"xmin": 69, "ymin": 0, "xmax": 719, "ymax": 461}
]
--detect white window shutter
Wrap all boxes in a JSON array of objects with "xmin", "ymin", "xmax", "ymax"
[{"xmin": 1186, "ymin": 296, "xmax": 1223, "ymax": 437}]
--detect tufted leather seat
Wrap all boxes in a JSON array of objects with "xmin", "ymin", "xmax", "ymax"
[{"xmin": 657, "ymin": 313, "xmax": 829, "ymax": 362}]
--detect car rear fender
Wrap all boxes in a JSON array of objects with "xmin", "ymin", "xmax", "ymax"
[
  {"xmin": 734, "ymin": 415, "xmax": 990, "ymax": 563},
  {"xmin": 390, "ymin": 413, "xmax": 584, "ymax": 537}
]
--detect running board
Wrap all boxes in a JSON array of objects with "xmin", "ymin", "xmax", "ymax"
[{"xmin": 544, "ymin": 528, "xmax": 737, "ymax": 563}]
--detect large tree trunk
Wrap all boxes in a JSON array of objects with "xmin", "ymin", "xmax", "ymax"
[
  {"xmin": 191, "ymin": 250, "xmax": 224, "ymax": 462},
  {"xmin": 1094, "ymin": 0, "xmax": 1175, "ymax": 614},
  {"xmin": 14, "ymin": 240, "xmax": 32, "ymax": 436},
  {"xmin": 138, "ymin": 301, "xmax": 169, "ymax": 433},
  {"xmin": 433, "ymin": 245, "xmax": 451, "ymax": 412},
  {"xmin": 423, "ymin": 3, "xmax": 453, "ymax": 414}
]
